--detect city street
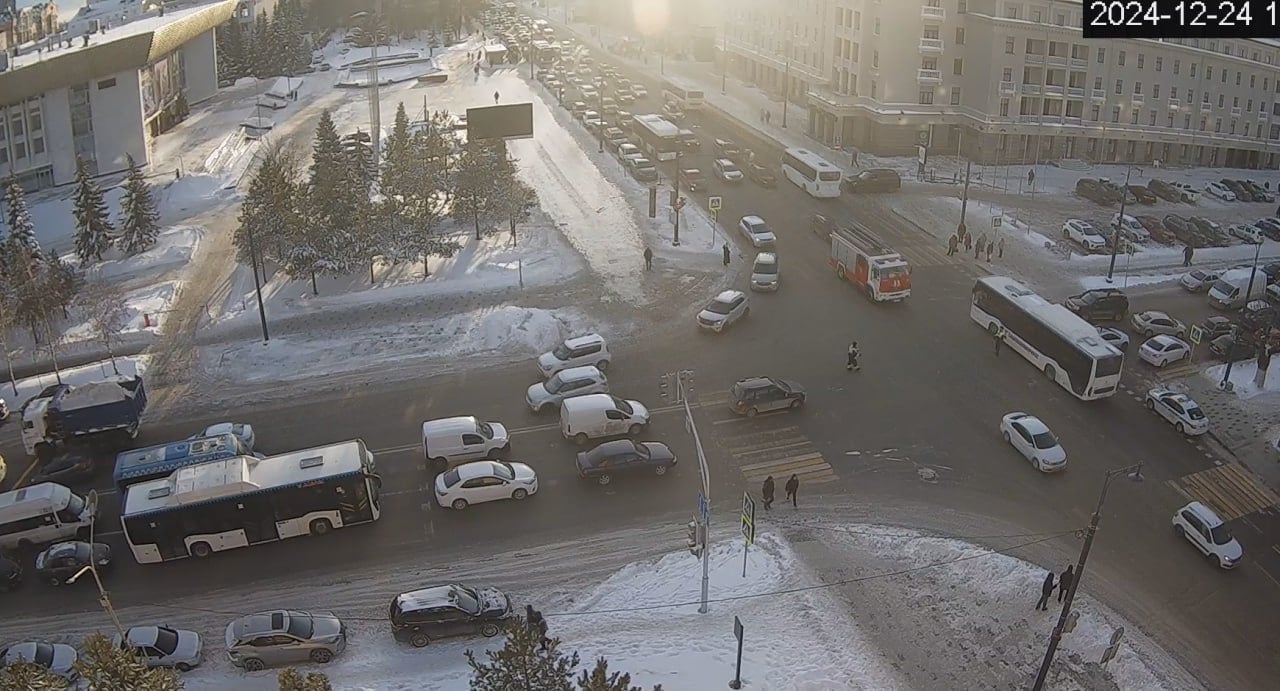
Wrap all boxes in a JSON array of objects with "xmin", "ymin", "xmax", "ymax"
[{"xmin": 2, "ymin": 26, "xmax": 1280, "ymax": 691}]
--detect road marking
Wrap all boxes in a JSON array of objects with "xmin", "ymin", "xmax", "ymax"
[
  {"xmin": 96, "ymin": 530, "xmax": 122, "ymax": 538},
  {"xmin": 739, "ymin": 451, "xmax": 824, "ymax": 473},
  {"xmin": 1155, "ymin": 361, "xmax": 1201, "ymax": 380},
  {"xmin": 1169, "ymin": 463, "xmax": 1280, "ymax": 521},
  {"xmin": 711, "ymin": 421, "xmax": 838, "ymax": 485},
  {"xmin": 898, "ymin": 243, "xmax": 970, "ymax": 267}
]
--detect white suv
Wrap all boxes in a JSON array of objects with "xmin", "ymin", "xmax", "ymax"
[
  {"xmin": 1062, "ymin": 219, "xmax": 1105, "ymax": 250},
  {"xmin": 537, "ymin": 334, "xmax": 611, "ymax": 377},
  {"xmin": 1172, "ymin": 502, "xmax": 1242, "ymax": 569}
]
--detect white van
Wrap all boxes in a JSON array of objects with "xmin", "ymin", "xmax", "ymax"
[
  {"xmin": 0, "ymin": 483, "xmax": 95, "ymax": 551},
  {"xmin": 560, "ymin": 394, "xmax": 650, "ymax": 446},
  {"xmin": 421, "ymin": 417, "xmax": 511, "ymax": 471},
  {"xmin": 1208, "ymin": 268, "xmax": 1268, "ymax": 309}
]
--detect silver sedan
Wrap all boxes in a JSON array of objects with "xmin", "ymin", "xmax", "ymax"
[
  {"xmin": 1130, "ymin": 310, "xmax": 1186, "ymax": 338},
  {"xmin": 115, "ymin": 625, "xmax": 203, "ymax": 671}
]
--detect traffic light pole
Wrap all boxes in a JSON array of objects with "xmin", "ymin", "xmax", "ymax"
[
  {"xmin": 674, "ymin": 371, "xmax": 711, "ymax": 613},
  {"xmin": 673, "ymin": 149, "xmax": 682, "ymax": 246}
]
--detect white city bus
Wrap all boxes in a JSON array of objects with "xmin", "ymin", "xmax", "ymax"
[
  {"xmin": 120, "ymin": 440, "xmax": 381, "ymax": 564},
  {"xmin": 970, "ymin": 277, "xmax": 1124, "ymax": 400},
  {"xmin": 662, "ymin": 78, "xmax": 705, "ymax": 110},
  {"xmin": 781, "ymin": 147, "xmax": 843, "ymax": 197},
  {"xmin": 632, "ymin": 114, "xmax": 681, "ymax": 161}
]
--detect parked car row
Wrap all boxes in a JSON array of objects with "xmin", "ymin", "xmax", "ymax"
[
  {"xmin": 1078, "ymin": 175, "xmax": 1276, "ymax": 208},
  {"xmin": 1204, "ymin": 178, "xmax": 1276, "ymax": 203}
]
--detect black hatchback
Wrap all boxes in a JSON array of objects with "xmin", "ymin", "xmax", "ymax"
[
  {"xmin": 729, "ymin": 377, "xmax": 806, "ymax": 417},
  {"xmin": 34, "ymin": 541, "xmax": 111, "ymax": 586},
  {"xmin": 390, "ymin": 584, "xmax": 512, "ymax": 648}
]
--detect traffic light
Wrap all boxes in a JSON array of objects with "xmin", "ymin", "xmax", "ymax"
[{"xmin": 686, "ymin": 519, "xmax": 704, "ymax": 557}]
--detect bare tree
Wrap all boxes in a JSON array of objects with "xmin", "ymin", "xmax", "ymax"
[{"xmin": 76, "ymin": 280, "xmax": 131, "ymax": 375}]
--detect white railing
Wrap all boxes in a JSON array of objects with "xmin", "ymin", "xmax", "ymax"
[
  {"xmin": 1000, "ymin": 80, "xmax": 1016, "ymax": 93},
  {"xmin": 1067, "ymin": 87, "xmax": 1085, "ymax": 98},
  {"xmin": 917, "ymin": 68, "xmax": 942, "ymax": 82},
  {"xmin": 1022, "ymin": 83, "xmax": 1042, "ymax": 94},
  {"xmin": 921, "ymin": 6, "xmax": 945, "ymax": 21},
  {"xmin": 1044, "ymin": 84, "xmax": 1066, "ymax": 95},
  {"xmin": 1069, "ymin": 58, "xmax": 1088, "ymax": 68},
  {"xmin": 1232, "ymin": 107, "xmax": 1243, "ymax": 116},
  {"xmin": 1091, "ymin": 88, "xmax": 1106, "ymax": 99},
  {"xmin": 1168, "ymin": 99, "xmax": 1181, "ymax": 109},
  {"xmin": 919, "ymin": 38, "xmax": 944, "ymax": 51},
  {"xmin": 1025, "ymin": 53, "xmax": 1045, "ymax": 63},
  {"xmin": 1047, "ymin": 55, "xmax": 1069, "ymax": 67},
  {"xmin": 1131, "ymin": 93, "xmax": 1145, "ymax": 104},
  {"xmin": 1200, "ymin": 101, "xmax": 1211, "ymax": 111}
]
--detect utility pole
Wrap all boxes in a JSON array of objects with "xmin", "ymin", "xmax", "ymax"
[
  {"xmin": 673, "ymin": 148, "xmax": 682, "ymax": 246},
  {"xmin": 721, "ymin": 7, "xmax": 728, "ymax": 95},
  {"xmin": 597, "ymin": 78, "xmax": 605, "ymax": 152},
  {"xmin": 246, "ymin": 220, "xmax": 270, "ymax": 343},
  {"xmin": 1220, "ymin": 237, "xmax": 1264, "ymax": 391},
  {"xmin": 1105, "ymin": 163, "xmax": 1136, "ymax": 283},
  {"xmin": 1031, "ymin": 463, "xmax": 1144, "ymax": 691},
  {"xmin": 781, "ymin": 38, "xmax": 791, "ymax": 129},
  {"xmin": 370, "ymin": 0, "xmax": 383, "ymax": 169},
  {"xmin": 958, "ymin": 158, "xmax": 972, "ymax": 239}
]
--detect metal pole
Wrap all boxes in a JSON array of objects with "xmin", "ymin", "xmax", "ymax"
[
  {"xmin": 1030, "ymin": 0, "xmax": 1054, "ymax": 196},
  {"xmin": 369, "ymin": 0, "xmax": 383, "ymax": 169},
  {"xmin": 958, "ymin": 158, "xmax": 972, "ymax": 235},
  {"xmin": 1032, "ymin": 463, "xmax": 1143, "ymax": 691},
  {"xmin": 598, "ymin": 81, "xmax": 605, "ymax": 152},
  {"xmin": 673, "ymin": 149, "xmax": 681, "ymax": 246},
  {"xmin": 1220, "ymin": 239, "xmax": 1263, "ymax": 388},
  {"xmin": 676, "ymin": 373, "xmax": 711, "ymax": 614},
  {"xmin": 721, "ymin": 9, "xmax": 728, "ymax": 95},
  {"xmin": 84, "ymin": 491, "xmax": 127, "ymax": 641},
  {"xmin": 247, "ymin": 222, "xmax": 270, "ymax": 343},
  {"xmin": 782, "ymin": 50, "xmax": 790, "ymax": 129},
  {"xmin": 1105, "ymin": 163, "xmax": 1133, "ymax": 282}
]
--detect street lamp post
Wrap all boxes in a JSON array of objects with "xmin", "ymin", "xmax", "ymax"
[
  {"xmin": 673, "ymin": 148, "xmax": 682, "ymax": 246},
  {"xmin": 597, "ymin": 78, "xmax": 605, "ymax": 152},
  {"xmin": 246, "ymin": 219, "xmax": 270, "ymax": 343},
  {"xmin": 1106, "ymin": 162, "xmax": 1139, "ymax": 283},
  {"xmin": 721, "ymin": 8, "xmax": 729, "ymax": 95},
  {"xmin": 781, "ymin": 39, "xmax": 792, "ymax": 129},
  {"xmin": 1220, "ymin": 237, "xmax": 1264, "ymax": 390},
  {"xmin": 1031, "ymin": 462, "xmax": 1145, "ymax": 691},
  {"xmin": 70, "ymin": 490, "xmax": 127, "ymax": 641}
]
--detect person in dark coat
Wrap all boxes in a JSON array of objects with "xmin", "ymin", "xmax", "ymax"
[
  {"xmin": 784, "ymin": 474, "xmax": 799, "ymax": 507},
  {"xmin": 964, "ymin": 231, "xmax": 973, "ymax": 252},
  {"xmin": 947, "ymin": 233, "xmax": 959, "ymax": 256},
  {"xmin": 846, "ymin": 341, "xmax": 860, "ymax": 371},
  {"xmin": 1183, "ymin": 244, "xmax": 1194, "ymax": 267},
  {"xmin": 985, "ymin": 238, "xmax": 994, "ymax": 262},
  {"xmin": 1057, "ymin": 565, "xmax": 1074, "ymax": 602},
  {"xmin": 975, "ymin": 232, "xmax": 987, "ymax": 259},
  {"xmin": 998, "ymin": 236, "xmax": 1005, "ymax": 258},
  {"xmin": 722, "ymin": 243, "xmax": 731, "ymax": 266},
  {"xmin": 644, "ymin": 246, "xmax": 654, "ymax": 270},
  {"xmin": 762, "ymin": 476, "xmax": 775, "ymax": 510},
  {"xmin": 1036, "ymin": 571, "xmax": 1057, "ymax": 610}
]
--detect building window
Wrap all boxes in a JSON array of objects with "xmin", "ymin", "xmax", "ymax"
[
  {"xmin": 1031, "ymin": 8, "xmax": 1042, "ymax": 22},
  {"xmin": 1004, "ymin": 67, "xmax": 1013, "ymax": 81},
  {"xmin": 958, "ymin": 0, "xmax": 967, "ymax": 13},
  {"xmin": 1155, "ymin": 56, "xmax": 1163, "ymax": 71},
  {"xmin": 1234, "ymin": 96, "xmax": 1240, "ymax": 107},
  {"xmin": 0, "ymin": 121, "xmax": 6, "ymax": 141},
  {"xmin": 1111, "ymin": 106, "xmax": 1121, "ymax": 122},
  {"xmin": 954, "ymin": 58, "xmax": 963, "ymax": 75},
  {"xmin": 1171, "ymin": 87, "xmax": 1179, "ymax": 99},
  {"xmin": 1072, "ymin": 44, "xmax": 1088, "ymax": 60},
  {"xmin": 1215, "ymin": 118, "xmax": 1222, "ymax": 132},
  {"xmin": 1236, "ymin": 71, "xmax": 1242, "ymax": 85},
  {"xmin": 874, "ymin": 17, "xmax": 880, "ymax": 34},
  {"xmin": 1230, "ymin": 121, "xmax": 1236, "ymax": 134},
  {"xmin": 10, "ymin": 117, "xmax": 23, "ymax": 137},
  {"xmin": 1185, "ymin": 114, "xmax": 1192, "ymax": 128},
  {"xmin": 1118, "ymin": 50, "xmax": 1126, "ymax": 66},
  {"xmin": 1149, "ymin": 110, "xmax": 1157, "ymax": 125},
  {"xmin": 1097, "ymin": 48, "xmax": 1106, "ymax": 64},
  {"xmin": 853, "ymin": 11, "xmax": 860, "ymax": 29},
  {"xmin": 1115, "ymin": 79, "xmax": 1123, "ymax": 95},
  {"xmin": 1168, "ymin": 113, "xmax": 1176, "ymax": 127},
  {"xmin": 1091, "ymin": 104, "xmax": 1101, "ymax": 120},
  {"xmin": 13, "ymin": 141, "xmax": 26, "ymax": 159},
  {"xmin": 1153, "ymin": 84, "xmax": 1160, "ymax": 99},
  {"xmin": 1131, "ymin": 109, "xmax": 1140, "ymax": 124},
  {"xmin": 873, "ymin": 50, "xmax": 879, "ymax": 68},
  {"xmin": 1094, "ymin": 76, "xmax": 1103, "ymax": 90},
  {"xmin": 1005, "ymin": 5, "xmax": 1019, "ymax": 19},
  {"xmin": 1174, "ymin": 59, "xmax": 1181, "ymax": 75},
  {"xmin": 1251, "ymin": 75, "xmax": 1257, "ymax": 88},
  {"xmin": 951, "ymin": 88, "xmax": 961, "ymax": 105},
  {"xmin": 1190, "ymin": 63, "xmax": 1197, "ymax": 77},
  {"xmin": 1134, "ymin": 81, "xmax": 1142, "ymax": 94},
  {"xmin": 0, "ymin": 148, "xmax": 7, "ymax": 165},
  {"xmin": 1137, "ymin": 54, "xmax": 1144, "ymax": 69},
  {"xmin": 1206, "ymin": 65, "xmax": 1213, "ymax": 79},
  {"xmin": 1218, "ymin": 94, "xmax": 1225, "ymax": 107},
  {"xmin": 1246, "ymin": 122, "xmax": 1252, "ymax": 136},
  {"xmin": 97, "ymin": 77, "xmax": 117, "ymax": 89},
  {"xmin": 29, "ymin": 112, "xmax": 42, "ymax": 132},
  {"xmin": 955, "ymin": 27, "xmax": 965, "ymax": 45},
  {"xmin": 919, "ymin": 90, "xmax": 934, "ymax": 105},
  {"xmin": 31, "ymin": 137, "xmax": 44, "ymax": 155},
  {"xmin": 1000, "ymin": 98, "xmax": 1010, "ymax": 116},
  {"xmin": 1005, "ymin": 37, "xmax": 1015, "ymax": 54}
]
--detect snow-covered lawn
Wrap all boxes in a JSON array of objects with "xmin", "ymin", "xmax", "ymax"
[
  {"xmin": 1204, "ymin": 358, "xmax": 1280, "ymax": 399},
  {"xmin": 15, "ymin": 523, "xmax": 1198, "ymax": 690}
]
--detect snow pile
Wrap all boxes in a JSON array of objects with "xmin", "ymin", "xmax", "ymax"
[
  {"xmin": 1203, "ymin": 359, "xmax": 1280, "ymax": 399},
  {"xmin": 204, "ymin": 306, "xmax": 591, "ymax": 385},
  {"xmin": 82, "ymin": 225, "xmax": 203, "ymax": 282}
]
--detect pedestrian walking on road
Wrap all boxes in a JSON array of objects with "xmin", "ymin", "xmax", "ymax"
[
  {"xmin": 985, "ymin": 239, "xmax": 994, "ymax": 262},
  {"xmin": 644, "ymin": 246, "xmax": 654, "ymax": 270},
  {"xmin": 765, "ymin": 110, "xmax": 772, "ymax": 125},
  {"xmin": 494, "ymin": 90, "xmax": 500, "ymax": 104},
  {"xmin": 994, "ymin": 325, "xmax": 1006, "ymax": 357},
  {"xmin": 785, "ymin": 474, "xmax": 799, "ymax": 508},
  {"xmin": 846, "ymin": 341, "xmax": 861, "ymax": 371},
  {"xmin": 964, "ymin": 232, "xmax": 973, "ymax": 253},
  {"xmin": 975, "ymin": 233, "xmax": 987, "ymax": 259},
  {"xmin": 1057, "ymin": 565, "xmax": 1074, "ymax": 602},
  {"xmin": 998, "ymin": 236, "xmax": 1005, "ymax": 258},
  {"xmin": 722, "ymin": 242, "xmax": 731, "ymax": 266},
  {"xmin": 947, "ymin": 233, "xmax": 959, "ymax": 256},
  {"xmin": 762, "ymin": 476, "xmax": 775, "ymax": 510},
  {"xmin": 1183, "ymin": 243, "xmax": 1194, "ymax": 267},
  {"xmin": 1035, "ymin": 571, "xmax": 1057, "ymax": 611}
]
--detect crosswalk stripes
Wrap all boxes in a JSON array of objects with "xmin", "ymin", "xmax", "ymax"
[
  {"xmin": 1156, "ymin": 361, "xmax": 1202, "ymax": 381},
  {"xmin": 1169, "ymin": 463, "xmax": 1280, "ymax": 521},
  {"xmin": 897, "ymin": 243, "xmax": 968, "ymax": 268},
  {"xmin": 712, "ymin": 422, "xmax": 838, "ymax": 486}
]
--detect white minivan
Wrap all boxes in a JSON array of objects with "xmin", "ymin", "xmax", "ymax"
[
  {"xmin": 560, "ymin": 394, "xmax": 650, "ymax": 446},
  {"xmin": 421, "ymin": 417, "xmax": 511, "ymax": 472},
  {"xmin": 0, "ymin": 483, "xmax": 95, "ymax": 551},
  {"xmin": 1207, "ymin": 268, "xmax": 1268, "ymax": 309}
]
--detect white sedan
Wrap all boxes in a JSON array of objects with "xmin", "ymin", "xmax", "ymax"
[
  {"xmin": 114, "ymin": 625, "xmax": 204, "ymax": 671},
  {"xmin": 1179, "ymin": 269, "xmax": 1221, "ymax": 292},
  {"xmin": 195, "ymin": 422, "xmax": 256, "ymax": 451},
  {"xmin": 1000, "ymin": 412, "xmax": 1067, "ymax": 472},
  {"xmin": 1205, "ymin": 181, "xmax": 1236, "ymax": 201},
  {"xmin": 1062, "ymin": 219, "xmax": 1105, "ymax": 251},
  {"xmin": 1130, "ymin": 310, "xmax": 1186, "ymax": 338},
  {"xmin": 434, "ymin": 460, "xmax": 538, "ymax": 510},
  {"xmin": 1145, "ymin": 387, "xmax": 1210, "ymax": 435},
  {"xmin": 1138, "ymin": 335, "xmax": 1192, "ymax": 366}
]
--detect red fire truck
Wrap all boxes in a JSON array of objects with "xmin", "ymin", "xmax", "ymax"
[{"xmin": 829, "ymin": 224, "xmax": 911, "ymax": 302}]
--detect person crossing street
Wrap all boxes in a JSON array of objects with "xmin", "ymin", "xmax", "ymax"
[
  {"xmin": 762, "ymin": 476, "xmax": 775, "ymax": 510},
  {"xmin": 846, "ymin": 341, "xmax": 861, "ymax": 371},
  {"xmin": 784, "ymin": 474, "xmax": 799, "ymax": 508}
]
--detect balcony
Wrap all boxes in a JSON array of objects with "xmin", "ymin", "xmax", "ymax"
[
  {"xmin": 1168, "ymin": 98, "xmax": 1181, "ymax": 109},
  {"xmin": 921, "ymin": 5, "xmax": 945, "ymax": 21},
  {"xmin": 917, "ymin": 68, "xmax": 942, "ymax": 83},
  {"xmin": 1069, "ymin": 57, "xmax": 1088, "ymax": 69},
  {"xmin": 1232, "ymin": 106, "xmax": 1243, "ymax": 116},
  {"xmin": 918, "ymin": 38, "xmax": 943, "ymax": 53},
  {"xmin": 1044, "ymin": 84, "xmax": 1065, "ymax": 96},
  {"xmin": 1000, "ymin": 81, "xmax": 1016, "ymax": 93},
  {"xmin": 1200, "ymin": 101, "xmax": 1211, "ymax": 111},
  {"xmin": 1261, "ymin": 113, "xmax": 1270, "ymax": 121},
  {"xmin": 1022, "ymin": 83, "xmax": 1042, "ymax": 94},
  {"xmin": 1067, "ymin": 86, "xmax": 1085, "ymax": 98},
  {"xmin": 1025, "ymin": 53, "xmax": 1045, "ymax": 63},
  {"xmin": 1091, "ymin": 88, "xmax": 1106, "ymax": 100},
  {"xmin": 1047, "ymin": 55, "xmax": 1069, "ymax": 67},
  {"xmin": 1131, "ymin": 93, "xmax": 1145, "ymax": 104}
]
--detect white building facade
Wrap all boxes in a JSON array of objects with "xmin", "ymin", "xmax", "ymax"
[
  {"xmin": 727, "ymin": 0, "xmax": 1280, "ymax": 167},
  {"xmin": 0, "ymin": 0, "xmax": 233, "ymax": 189}
]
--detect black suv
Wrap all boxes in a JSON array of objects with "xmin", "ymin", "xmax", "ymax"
[
  {"xmin": 1075, "ymin": 178, "xmax": 1115, "ymax": 205},
  {"xmin": 389, "ymin": 584, "xmax": 512, "ymax": 648},
  {"xmin": 729, "ymin": 377, "xmax": 806, "ymax": 417},
  {"xmin": 1064, "ymin": 288, "xmax": 1129, "ymax": 322},
  {"xmin": 844, "ymin": 168, "xmax": 901, "ymax": 193}
]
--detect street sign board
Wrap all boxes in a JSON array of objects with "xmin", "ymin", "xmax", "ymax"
[
  {"xmin": 734, "ymin": 616, "xmax": 744, "ymax": 642},
  {"xmin": 1189, "ymin": 324, "xmax": 1204, "ymax": 345},
  {"xmin": 708, "ymin": 195, "xmax": 723, "ymax": 211},
  {"xmin": 992, "ymin": 216, "xmax": 1002, "ymax": 228},
  {"xmin": 740, "ymin": 492, "xmax": 755, "ymax": 545},
  {"xmin": 698, "ymin": 492, "xmax": 709, "ymax": 523}
]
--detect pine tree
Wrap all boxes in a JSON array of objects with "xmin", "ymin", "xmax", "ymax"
[
  {"xmin": 72, "ymin": 156, "xmax": 115, "ymax": 264},
  {"xmin": 237, "ymin": 141, "xmax": 302, "ymax": 270},
  {"xmin": 278, "ymin": 667, "xmax": 332, "ymax": 691},
  {"xmin": 488, "ymin": 143, "xmax": 536, "ymax": 245},
  {"xmin": 452, "ymin": 138, "xmax": 502, "ymax": 241},
  {"xmin": 0, "ymin": 661, "xmax": 65, "ymax": 691},
  {"xmin": 3, "ymin": 173, "xmax": 42, "ymax": 262},
  {"xmin": 44, "ymin": 250, "xmax": 84, "ymax": 319},
  {"xmin": 302, "ymin": 110, "xmax": 360, "ymax": 290},
  {"xmin": 252, "ymin": 11, "xmax": 274, "ymax": 78},
  {"xmin": 395, "ymin": 112, "xmax": 461, "ymax": 276},
  {"xmin": 577, "ymin": 657, "xmax": 664, "ymax": 691},
  {"xmin": 116, "ymin": 155, "xmax": 160, "ymax": 254},
  {"xmin": 466, "ymin": 616, "xmax": 577, "ymax": 691},
  {"xmin": 74, "ymin": 633, "xmax": 182, "ymax": 690},
  {"xmin": 381, "ymin": 102, "xmax": 414, "ymax": 202}
]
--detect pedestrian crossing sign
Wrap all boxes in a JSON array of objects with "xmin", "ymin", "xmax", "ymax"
[
  {"xmin": 709, "ymin": 195, "xmax": 723, "ymax": 211},
  {"xmin": 1189, "ymin": 324, "xmax": 1203, "ymax": 345},
  {"xmin": 992, "ymin": 216, "xmax": 1002, "ymax": 228}
]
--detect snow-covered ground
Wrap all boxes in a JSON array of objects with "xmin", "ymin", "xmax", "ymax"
[
  {"xmin": 1204, "ymin": 358, "xmax": 1280, "ymax": 399},
  {"xmin": 4, "ymin": 522, "xmax": 1201, "ymax": 690}
]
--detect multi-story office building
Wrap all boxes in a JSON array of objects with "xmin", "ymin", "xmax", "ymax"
[{"xmin": 727, "ymin": 0, "xmax": 1280, "ymax": 167}]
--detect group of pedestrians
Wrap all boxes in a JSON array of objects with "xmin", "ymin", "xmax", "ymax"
[
  {"xmin": 761, "ymin": 474, "xmax": 801, "ymax": 510},
  {"xmin": 947, "ymin": 229, "xmax": 1003, "ymax": 262},
  {"xmin": 1035, "ymin": 565, "xmax": 1076, "ymax": 610}
]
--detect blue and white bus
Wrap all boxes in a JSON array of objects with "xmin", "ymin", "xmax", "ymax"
[
  {"xmin": 970, "ymin": 277, "xmax": 1124, "ymax": 400},
  {"xmin": 632, "ymin": 114, "xmax": 681, "ymax": 161},
  {"xmin": 781, "ymin": 147, "xmax": 843, "ymax": 198},
  {"xmin": 120, "ymin": 440, "xmax": 381, "ymax": 563},
  {"xmin": 113, "ymin": 433, "xmax": 254, "ymax": 491}
]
